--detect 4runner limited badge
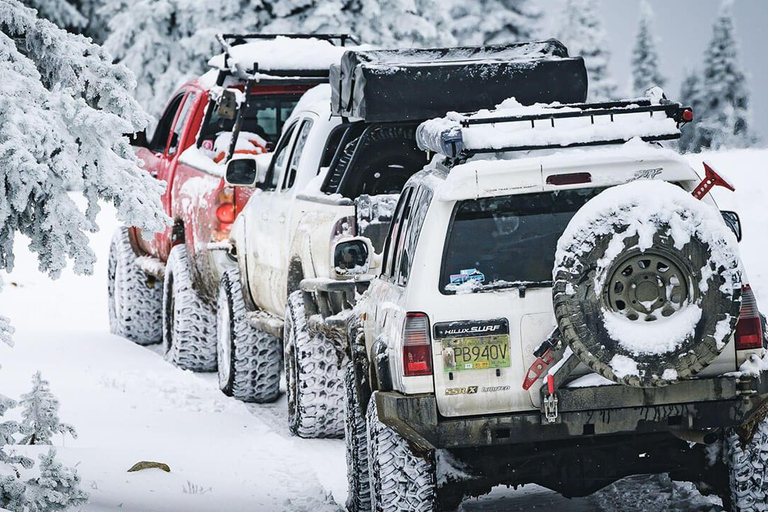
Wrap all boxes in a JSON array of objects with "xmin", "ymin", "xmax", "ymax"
[{"xmin": 434, "ymin": 319, "xmax": 511, "ymax": 372}]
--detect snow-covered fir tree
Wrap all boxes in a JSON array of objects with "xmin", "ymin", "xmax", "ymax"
[
  {"xmin": 0, "ymin": 0, "xmax": 167, "ymax": 278},
  {"xmin": 678, "ymin": 68, "xmax": 704, "ymax": 153},
  {"xmin": 631, "ymin": 0, "xmax": 665, "ymax": 97},
  {"xmin": 449, "ymin": 0, "xmax": 540, "ymax": 45},
  {"xmin": 553, "ymin": 0, "xmax": 617, "ymax": 101},
  {"xmin": 345, "ymin": 0, "xmax": 455, "ymax": 47},
  {"xmin": 19, "ymin": 373, "xmax": 76, "ymax": 446},
  {"xmin": 23, "ymin": 449, "xmax": 89, "ymax": 512},
  {"xmin": 697, "ymin": 0, "xmax": 756, "ymax": 150},
  {"xmin": 22, "ymin": 0, "xmax": 85, "ymax": 31}
]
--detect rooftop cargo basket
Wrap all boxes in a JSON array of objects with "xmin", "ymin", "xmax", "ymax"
[
  {"xmin": 415, "ymin": 93, "xmax": 695, "ymax": 158},
  {"xmin": 210, "ymin": 33, "xmax": 358, "ymax": 83},
  {"xmin": 330, "ymin": 39, "xmax": 588, "ymax": 122}
]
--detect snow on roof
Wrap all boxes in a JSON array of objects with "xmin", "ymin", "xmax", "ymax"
[
  {"xmin": 418, "ymin": 97, "xmax": 682, "ymax": 155},
  {"xmin": 208, "ymin": 37, "xmax": 353, "ymax": 74},
  {"xmin": 287, "ymin": 84, "xmax": 332, "ymax": 120},
  {"xmin": 435, "ymin": 139, "xmax": 696, "ymax": 202}
]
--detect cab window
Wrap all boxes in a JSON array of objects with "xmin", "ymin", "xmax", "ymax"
[
  {"xmin": 149, "ymin": 94, "xmax": 184, "ymax": 153},
  {"xmin": 382, "ymin": 187, "xmax": 413, "ymax": 279},
  {"xmin": 282, "ymin": 119, "xmax": 313, "ymax": 191},
  {"xmin": 168, "ymin": 93, "xmax": 196, "ymax": 156},
  {"xmin": 264, "ymin": 122, "xmax": 298, "ymax": 191},
  {"xmin": 396, "ymin": 186, "xmax": 432, "ymax": 285}
]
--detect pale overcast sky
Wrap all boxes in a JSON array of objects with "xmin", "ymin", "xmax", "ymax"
[{"xmin": 543, "ymin": 0, "xmax": 768, "ymax": 144}]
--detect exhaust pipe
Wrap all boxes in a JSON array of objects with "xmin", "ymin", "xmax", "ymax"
[{"xmin": 672, "ymin": 429, "xmax": 719, "ymax": 445}]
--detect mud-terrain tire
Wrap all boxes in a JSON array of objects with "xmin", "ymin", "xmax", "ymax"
[
  {"xmin": 553, "ymin": 181, "xmax": 742, "ymax": 387},
  {"xmin": 162, "ymin": 245, "xmax": 216, "ymax": 371},
  {"xmin": 366, "ymin": 392, "xmax": 437, "ymax": 512},
  {"xmin": 284, "ymin": 290, "xmax": 344, "ymax": 438},
  {"xmin": 345, "ymin": 364, "xmax": 371, "ymax": 511},
  {"xmin": 725, "ymin": 416, "xmax": 768, "ymax": 511},
  {"xmin": 108, "ymin": 227, "xmax": 162, "ymax": 345},
  {"xmin": 216, "ymin": 268, "xmax": 281, "ymax": 403}
]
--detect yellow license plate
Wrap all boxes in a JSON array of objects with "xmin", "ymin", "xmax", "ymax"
[{"xmin": 442, "ymin": 334, "xmax": 511, "ymax": 372}]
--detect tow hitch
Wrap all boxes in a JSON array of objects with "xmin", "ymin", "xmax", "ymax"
[{"xmin": 543, "ymin": 375, "xmax": 559, "ymax": 423}]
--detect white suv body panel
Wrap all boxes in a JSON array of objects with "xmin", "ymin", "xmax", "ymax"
[{"xmin": 363, "ymin": 144, "xmax": 752, "ymax": 419}]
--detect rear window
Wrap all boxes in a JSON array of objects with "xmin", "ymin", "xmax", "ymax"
[
  {"xmin": 199, "ymin": 94, "xmax": 302, "ymax": 149},
  {"xmin": 440, "ymin": 188, "xmax": 604, "ymax": 294}
]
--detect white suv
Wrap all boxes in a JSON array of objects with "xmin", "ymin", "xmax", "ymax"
[{"xmin": 341, "ymin": 96, "xmax": 768, "ymax": 511}]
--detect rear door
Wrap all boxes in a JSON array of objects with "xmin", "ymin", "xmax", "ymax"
[{"xmin": 134, "ymin": 92, "xmax": 188, "ymax": 258}]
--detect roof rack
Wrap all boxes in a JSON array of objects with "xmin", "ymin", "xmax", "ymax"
[
  {"xmin": 416, "ymin": 95, "xmax": 694, "ymax": 159},
  {"xmin": 220, "ymin": 33, "xmax": 359, "ymax": 47}
]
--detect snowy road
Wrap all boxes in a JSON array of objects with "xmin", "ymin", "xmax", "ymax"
[{"xmin": 2, "ymin": 149, "xmax": 765, "ymax": 511}]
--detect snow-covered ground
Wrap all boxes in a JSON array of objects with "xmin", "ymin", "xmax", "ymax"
[{"xmin": 0, "ymin": 149, "xmax": 765, "ymax": 511}]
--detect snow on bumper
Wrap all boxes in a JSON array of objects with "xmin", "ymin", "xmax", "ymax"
[{"xmin": 376, "ymin": 372, "xmax": 768, "ymax": 450}]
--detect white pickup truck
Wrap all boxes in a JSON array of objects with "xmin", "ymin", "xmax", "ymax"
[
  {"xmin": 217, "ymin": 85, "xmax": 426, "ymax": 438},
  {"xmin": 340, "ymin": 95, "xmax": 768, "ymax": 511}
]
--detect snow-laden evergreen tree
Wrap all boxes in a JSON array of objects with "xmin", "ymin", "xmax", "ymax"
[
  {"xmin": 697, "ymin": 0, "xmax": 756, "ymax": 150},
  {"xmin": 631, "ymin": 0, "xmax": 665, "ymax": 97},
  {"xmin": 553, "ymin": 0, "xmax": 617, "ymax": 101},
  {"xmin": 450, "ymin": 0, "xmax": 540, "ymax": 46},
  {"xmin": 23, "ymin": 449, "xmax": 88, "ymax": 512},
  {"xmin": 22, "ymin": 0, "xmax": 86, "ymax": 31},
  {"xmin": 346, "ymin": 0, "xmax": 455, "ymax": 47},
  {"xmin": 678, "ymin": 68, "xmax": 704, "ymax": 153},
  {"xmin": 19, "ymin": 373, "xmax": 76, "ymax": 446},
  {"xmin": 0, "ymin": 391, "xmax": 34, "ymax": 509},
  {"xmin": 0, "ymin": 0, "xmax": 168, "ymax": 278}
]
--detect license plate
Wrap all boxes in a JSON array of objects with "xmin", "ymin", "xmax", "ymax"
[{"xmin": 441, "ymin": 334, "xmax": 511, "ymax": 372}]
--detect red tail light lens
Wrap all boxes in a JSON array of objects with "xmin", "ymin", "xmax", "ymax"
[
  {"xmin": 736, "ymin": 284, "xmax": 764, "ymax": 350},
  {"xmin": 403, "ymin": 312, "xmax": 432, "ymax": 376},
  {"xmin": 216, "ymin": 203, "xmax": 236, "ymax": 224},
  {"xmin": 213, "ymin": 186, "xmax": 235, "ymax": 241}
]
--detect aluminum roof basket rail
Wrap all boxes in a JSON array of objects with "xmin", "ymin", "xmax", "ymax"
[
  {"xmin": 330, "ymin": 39, "xmax": 588, "ymax": 122},
  {"xmin": 416, "ymin": 92, "xmax": 695, "ymax": 159},
  {"xmin": 209, "ymin": 33, "xmax": 359, "ymax": 83}
]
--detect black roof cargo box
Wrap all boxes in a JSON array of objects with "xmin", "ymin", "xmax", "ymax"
[{"xmin": 329, "ymin": 39, "xmax": 588, "ymax": 122}]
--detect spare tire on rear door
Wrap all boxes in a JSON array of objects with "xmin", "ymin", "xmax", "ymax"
[{"xmin": 553, "ymin": 181, "xmax": 742, "ymax": 387}]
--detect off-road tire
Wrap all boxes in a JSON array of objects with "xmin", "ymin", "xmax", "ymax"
[
  {"xmin": 108, "ymin": 227, "xmax": 162, "ymax": 345},
  {"xmin": 366, "ymin": 391, "xmax": 437, "ymax": 512},
  {"xmin": 284, "ymin": 290, "xmax": 344, "ymax": 438},
  {"xmin": 162, "ymin": 245, "xmax": 216, "ymax": 371},
  {"xmin": 345, "ymin": 364, "xmax": 371, "ymax": 511},
  {"xmin": 217, "ymin": 268, "xmax": 281, "ymax": 403},
  {"xmin": 553, "ymin": 182, "xmax": 742, "ymax": 387},
  {"xmin": 725, "ymin": 416, "xmax": 768, "ymax": 511}
]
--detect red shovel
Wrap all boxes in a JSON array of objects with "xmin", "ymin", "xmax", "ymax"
[{"xmin": 692, "ymin": 162, "xmax": 736, "ymax": 200}]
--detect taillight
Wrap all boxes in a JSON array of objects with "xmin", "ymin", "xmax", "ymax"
[
  {"xmin": 403, "ymin": 312, "xmax": 432, "ymax": 376},
  {"xmin": 736, "ymin": 284, "xmax": 764, "ymax": 350},
  {"xmin": 213, "ymin": 187, "xmax": 235, "ymax": 241},
  {"xmin": 331, "ymin": 215, "xmax": 356, "ymax": 243}
]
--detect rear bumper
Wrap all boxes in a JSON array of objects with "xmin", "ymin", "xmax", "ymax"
[{"xmin": 376, "ymin": 372, "xmax": 768, "ymax": 450}]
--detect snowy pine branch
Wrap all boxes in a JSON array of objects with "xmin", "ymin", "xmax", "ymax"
[{"xmin": 0, "ymin": 0, "xmax": 168, "ymax": 278}]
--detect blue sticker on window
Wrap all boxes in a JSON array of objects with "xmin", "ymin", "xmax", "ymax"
[{"xmin": 449, "ymin": 268, "xmax": 486, "ymax": 286}]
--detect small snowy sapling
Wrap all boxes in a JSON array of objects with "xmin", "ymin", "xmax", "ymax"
[
  {"xmin": 24, "ymin": 449, "xmax": 89, "ymax": 512},
  {"xmin": 19, "ymin": 372, "xmax": 76, "ymax": 446}
]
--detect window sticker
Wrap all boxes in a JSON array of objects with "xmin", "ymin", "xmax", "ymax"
[{"xmin": 449, "ymin": 268, "xmax": 486, "ymax": 286}]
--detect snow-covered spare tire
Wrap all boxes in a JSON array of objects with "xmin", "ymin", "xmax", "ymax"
[{"xmin": 553, "ymin": 181, "xmax": 742, "ymax": 387}]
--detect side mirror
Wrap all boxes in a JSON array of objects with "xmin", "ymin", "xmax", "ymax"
[
  {"xmin": 333, "ymin": 237, "xmax": 374, "ymax": 277},
  {"xmin": 721, "ymin": 210, "xmax": 742, "ymax": 242},
  {"xmin": 225, "ymin": 153, "xmax": 272, "ymax": 188},
  {"xmin": 129, "ymin": 130, "xmax": 148, "ymax": 148},
  {"xmin": 216, "ymin": 89, "xmax": 239, "ymax": 121}
]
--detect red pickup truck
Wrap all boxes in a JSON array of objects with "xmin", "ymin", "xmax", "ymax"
[{"xmin": 107, "ymin": 34, "xmax": 354, "ymax": 371}]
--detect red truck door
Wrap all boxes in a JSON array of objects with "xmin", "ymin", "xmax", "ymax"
[{"xmin": 134, "ymin": 92, "xmax": 195, "ymax": 260}]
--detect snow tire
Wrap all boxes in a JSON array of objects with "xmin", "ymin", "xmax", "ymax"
[
  {"xmin": 725, "ymin": 416, "xmax": 768, "ymax": 511},
  {"xmin": 108, "ymin": 227, "xmax": 162, "ymax": 345},
  {"xmin": 217, "ymin": 268, "xmax": 281, "ymax": 403},
  {"xmin": 345, "ymin": 363, "xmax": 371, "ymax": 511},
  {"xmin": 553, "ymin": 182, "xmax": 742, "ymax": 387},
  {"xmin": 366, "ymin": 391, "xmax": 437, "ymax": 512},
  {"xmin": 284, "ymin": 290, "xmax": 344, "ymax": 438},
  {"xmin": 162, "ymin": 245, "xmax": 216, "ymax": 372}
]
